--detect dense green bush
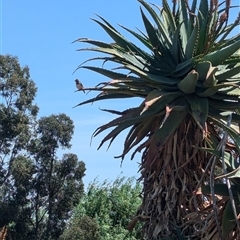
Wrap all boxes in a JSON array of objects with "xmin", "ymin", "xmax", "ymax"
[
  {"xmin": 60, "ymin": 215, "xmax": 100, "ymax": 240},
  {"xmin": 61, "ymin": 177, "xmax": 142, "ymax": 240}
]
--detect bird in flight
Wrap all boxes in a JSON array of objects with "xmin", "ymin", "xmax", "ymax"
[{"xmin": 75, "ymin": 79, "xmax": 85, "ymax": 93}]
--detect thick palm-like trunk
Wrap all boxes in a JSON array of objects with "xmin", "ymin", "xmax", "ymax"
[
  {"xmin": 138, "ymin": 116, "xmax": 215, "ymax": 239},
  {"xmin": 75, "ymin": 0, "xmax": 240, "ymax": 238}
]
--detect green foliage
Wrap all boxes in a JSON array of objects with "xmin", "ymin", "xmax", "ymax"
[
  {"xmin": 60, "ymin": 215, "xmax": 100, "ymax": 240},
  {"xmin": 0, "ymin": 55, "xmax": 39, "ymax": 235},
  {"xmin": 74, "ymin": 1, "xmax": 240, "ymax": 162},
  {"xmin": 0, "ymin": 54, "xmax": 38, "ymax": 183},
  {"xmin": 5, "ymin": 115, "xmax": 86, "ymax": 240},
  {"xmin": 37, "ymin": 114, "xmax": 74, "ymax": 149},
  {"xmin": 62, "ymin": 177, "xmax": 142, "ymax": 240},
  {"xmin": 0, "ymin": 55, "xmax": 86, "ymax": 240},
  {"xmin": 74, "ymin": 0, "xmax": 240, "ymax": 238}
]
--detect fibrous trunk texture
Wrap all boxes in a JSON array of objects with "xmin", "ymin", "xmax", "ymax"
[{"xmin": 138, "ymin": 116, "xmax": 212, "ymax": 239}]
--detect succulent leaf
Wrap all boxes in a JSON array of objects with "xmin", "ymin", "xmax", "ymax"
[
  {"xmin": 222, "ymin": 199, "xmax": 240, "ymax": 239},
  {"xmin": 75, "ymin": 0, "xmax": 240, "ymax": 157},
  {"xmin": 201, "ymin": 184, "xmax": 239, "ymax": 198},
  {"xmin": 202, "ymin": 40, "xmax": 240, "ymax": 66},
  {"xmin": 185, "ymin": 94, "xmax": 208, "ymax": 130},
  {"xmin": 177, "ymin": 70, "xmax": 199, "ymax": 94},
  {"xmin": 185, "ymin": 16, "xmax": 199, "ymax": 60}
]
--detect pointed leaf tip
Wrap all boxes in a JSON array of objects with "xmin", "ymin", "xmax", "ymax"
[{"xmin": 177, "ymin": 70, "xmax": 199, "ymax": 94}]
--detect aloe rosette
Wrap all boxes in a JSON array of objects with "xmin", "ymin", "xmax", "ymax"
[{"xmin": 75, "ymin": 0, "xmax": 240, "ymax": 238}]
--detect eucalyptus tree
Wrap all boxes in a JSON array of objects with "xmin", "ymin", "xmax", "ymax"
[
  {"xmin": 0, "ymin": 54, "xmax": 38, "ymax": 232},
  {"xmin": 0, "ymin": 55, "xmax": 86, "ymax": 240},
  {"xmin": 0, "ymin": 54, "xmax": 38, "ymax": 186}
]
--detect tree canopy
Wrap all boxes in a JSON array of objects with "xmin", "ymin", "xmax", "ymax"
[
  {"xmin": 0, "ymin": 55, "xmax": 86, "ymax": 240},
  {"xmin": 61, "ymin": 177, "xmax": 142, "ymax": 240}
]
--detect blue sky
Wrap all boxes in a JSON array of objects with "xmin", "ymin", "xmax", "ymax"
[
  {"xmin": 1, "ymin": 0, "xmax": 144, "ymax": 186},
  {"xmin": 1, "ymin": 0, "xmax": 239, "ymax": 186}
]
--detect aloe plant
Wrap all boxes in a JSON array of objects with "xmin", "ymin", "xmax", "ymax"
[
  {"xmin": 200, "ymin": 145, "xmax": 240, "ymax": 239},
  {"xmin": 75, "ymin": 0, "xmax": 240, "ymax": 238}
]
